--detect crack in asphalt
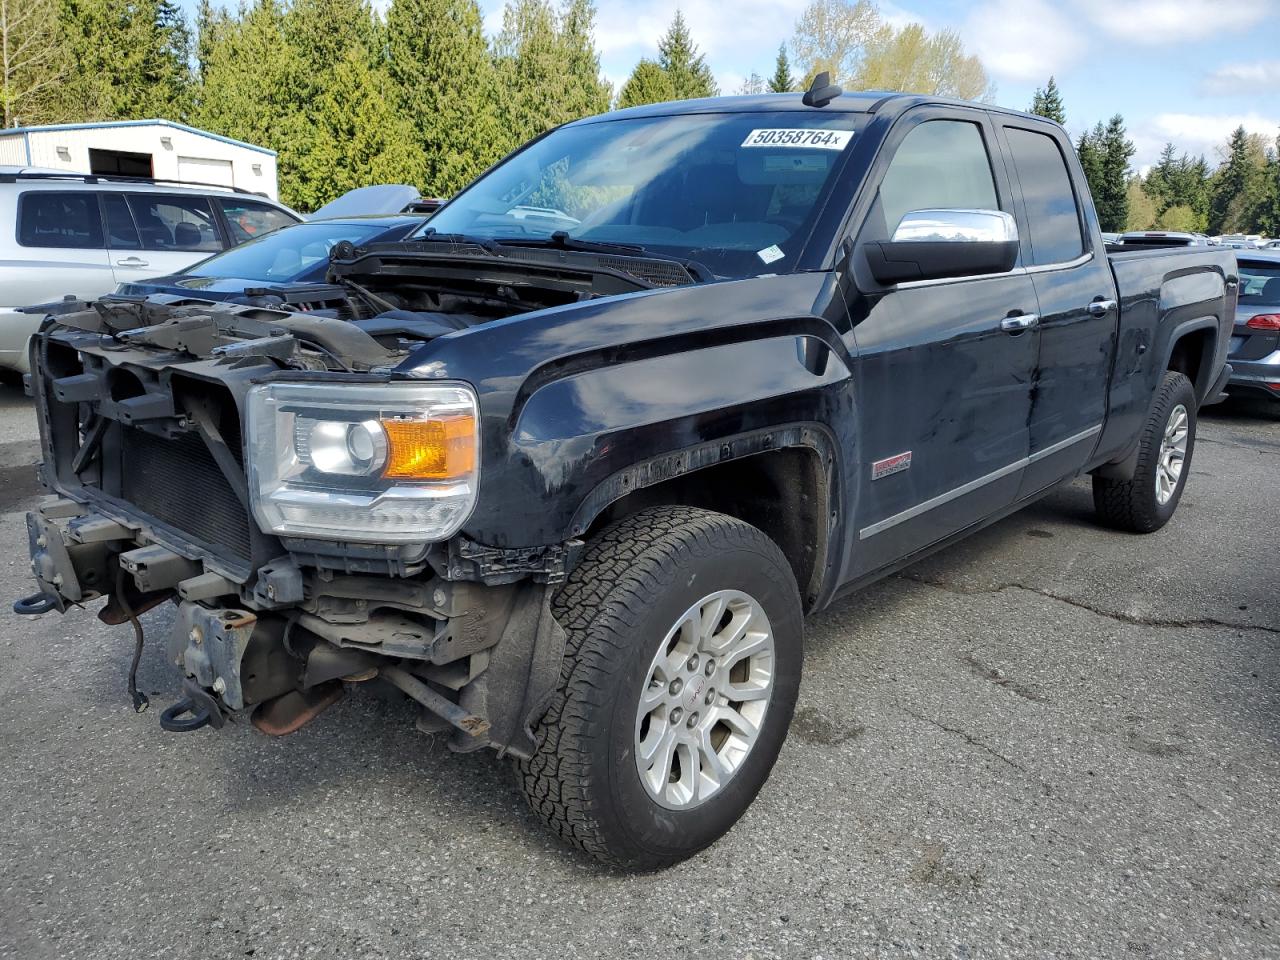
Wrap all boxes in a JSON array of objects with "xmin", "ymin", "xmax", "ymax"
[
  {"xmin": 895, "ymin": 704, "xmax": 1053, "ymax": 795},
  {"xmin": 1197, "ymin": 435, "xmax": 1280, "ymax": 458},
  {"xmin": 901, "ymin": 575, "xmax": 1280, "ymax": 636}
]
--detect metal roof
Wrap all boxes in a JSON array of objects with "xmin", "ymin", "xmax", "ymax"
[{"xmin": 0, "ymin": 119, "xmax": 276, "ymax": 157}]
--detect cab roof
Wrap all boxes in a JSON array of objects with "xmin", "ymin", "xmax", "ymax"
[{"xmin": 574, "ymin": 91, "xmax": 1057, "ymax": 127}]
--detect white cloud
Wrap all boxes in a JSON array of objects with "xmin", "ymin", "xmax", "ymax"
[
  {"xmin": 961, "ymin": 0, "xmax": 1087, "ymax": 82},
  {"xmin": 1129, "ymin": 111, "xmax": 1280, "ymax": 168},
  {"xmin": 591, "ymin": 0, "xmax": 812, "ymax": 63},
  {"xmin": 1077, "ymin": 0, "xmax": 1273, "ymax": 45},
  {"xmin": 1202, "ymin": 59, "xmax": 1280, "ymax": 95}
]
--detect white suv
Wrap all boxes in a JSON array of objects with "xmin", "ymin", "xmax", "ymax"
[{"xmin": 0, "ymin": 169, "xmax": 301, "ymax": 374}]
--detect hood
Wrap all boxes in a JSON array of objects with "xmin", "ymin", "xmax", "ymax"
[{"xmin": 307, "ymin": 185, "xmax": 422, "ymax": 220}]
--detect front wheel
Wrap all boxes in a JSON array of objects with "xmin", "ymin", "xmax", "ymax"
[
  {"xmin": 516, "ymin": 506, "xmax": 803, "ymax": 870},
  {"xmin": 1093, "ymin": 370, "xmax": 1197, "ymax": 533}
]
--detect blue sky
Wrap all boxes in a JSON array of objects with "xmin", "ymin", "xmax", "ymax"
[{"xmin": 189, "ymin": 0, "xmax": 1280, "ymax": 170}]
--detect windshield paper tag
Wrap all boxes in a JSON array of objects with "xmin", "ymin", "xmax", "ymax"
[
  {"xmin": 757, "ymin": 244, "xmax": 785, "ymax": 264},
  {"xmin": 741, "ymin": 129, "xmax": 853, "ymax": 150}
]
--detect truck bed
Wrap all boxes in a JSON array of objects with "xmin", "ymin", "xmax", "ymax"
[{"xmin": 1095, "ymin": 245, "xmax": 1236, "ymax": 465}]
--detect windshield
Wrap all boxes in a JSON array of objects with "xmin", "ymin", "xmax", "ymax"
[
  {"xmin": 419, "ymin": 111, "xmax": 867, "ymax": 279},
  {"xmin": 1238, "ymin": 260, "xmax": 1280, "ymax": 305},
  {"xmin": 189, "ymin": 222, "xmax": 389, "ymax": 281}
]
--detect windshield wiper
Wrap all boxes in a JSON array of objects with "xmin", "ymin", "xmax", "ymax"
[
  {"xmin": 494, "ymin": 231, "xmax": 647, "ymax": 256},
  {"xmin": 413, "ymin": 228, "xmax": 497, "ymax": 250}
]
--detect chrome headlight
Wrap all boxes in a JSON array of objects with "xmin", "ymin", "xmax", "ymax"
[{"xmin": 245, "ymin": 381, "xmax": 479, "ymax": 543}]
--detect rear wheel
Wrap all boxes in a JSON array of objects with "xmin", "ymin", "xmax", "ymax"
[
  {"xmin": 516, "ymin": 505, "xmax": 803, "ymax": 870},
  {"xmin": 1093, "ymin": 370, "xmax": 1196, "ymax": 533}
]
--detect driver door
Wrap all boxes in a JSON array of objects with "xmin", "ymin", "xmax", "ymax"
[{"xmin": 845, "ymin": 111, "xmax": 1040, "ymax": 577}]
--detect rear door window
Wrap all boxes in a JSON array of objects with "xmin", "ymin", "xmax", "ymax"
[
  {"xmin": 1238, "ymin": 261, "xmax": 1280, "ymax": 303},
  {"xmin": 125, "ymin": 194, "xmax": 223, "ymax": 252},
  {"xmin": 220, "ymin": 199, "xmax": 297, "ymax": 245},
  {"xmin": 17, "ymin": 192, "xmax": 104, "ymax": 249},
  {"xmin": 102, "ymin": 194, "xmax": 142, "ymax": 249},
  {"xmin": 876, "ymin": 120, "xmax": 1000, "ymax": 236},
  {"xmin": 1003, "ymin": 126, "xmax": 1085, "ymax": 265}
]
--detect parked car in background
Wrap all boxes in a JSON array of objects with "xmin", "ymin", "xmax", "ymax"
[
  {"xmin": 1226, "ymin": 250, "xmax": 1280, "ymax": 407},
  {"xmin": 115, "ymin": 214, "xmax": 430, "ymax": 309},
  {"xmin": 0, "ymin": 169, "xmax": 302, "ymax": 374}
]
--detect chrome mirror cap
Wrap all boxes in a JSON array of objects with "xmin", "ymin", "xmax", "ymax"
[{"xmin": 891, "ymin": 209, "xmax": 1018, "ymax": 244}]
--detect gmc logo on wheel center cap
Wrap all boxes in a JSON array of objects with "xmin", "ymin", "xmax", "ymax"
[{"xmin": 686, "ymin": 676, "xmax": 707, "ymax": 710}]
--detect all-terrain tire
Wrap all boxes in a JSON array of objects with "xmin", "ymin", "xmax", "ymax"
[
  {"xmin": 1092, "ymin": 370, "xmax": 1197, "ymax": 533},
  {"xmin": 515, "ymin": 505, "xmax": 803, "ymax": 870}
]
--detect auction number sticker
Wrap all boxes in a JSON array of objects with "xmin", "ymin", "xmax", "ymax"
[{"xmin": 741, "ymin": 128, "xmax": 853, "ymax": 150}]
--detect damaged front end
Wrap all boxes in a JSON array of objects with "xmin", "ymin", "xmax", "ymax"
[{"xmin": 16, "ymin": 295, "xmax": 570, "ymax": 758}]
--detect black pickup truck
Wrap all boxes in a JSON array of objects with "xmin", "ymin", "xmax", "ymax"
[{"xmin": 16, "ymin": 86, "xmax": 1236, "ymax": 870}]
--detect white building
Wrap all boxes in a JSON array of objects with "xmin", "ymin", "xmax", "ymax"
[{"xmin": 0, "ymin": 119, "xmax": 280, "ymax": 199}]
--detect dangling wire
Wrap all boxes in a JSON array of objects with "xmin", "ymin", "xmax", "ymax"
[{"xmin": 115, "ymin": 566, "xmax": 149, "ymax": 713}]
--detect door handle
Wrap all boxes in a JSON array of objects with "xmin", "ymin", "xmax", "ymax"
[
  {"xmin": 1000, "ymin": 313, "xmax": 1039, "ymax": 332},
  {"xmin": 116, "ymin": 257, "xmax": 149, "ymax": 267},
  {"xmin": 1087, "ymin": 299, "xmax": 1117, "ymax": 317}
]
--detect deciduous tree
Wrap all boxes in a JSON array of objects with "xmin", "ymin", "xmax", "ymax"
[
  {"xmin": 0, "ymin": 0, "xmax": 65, "ymax": 126},
  {"xmin": 790, "ymin": 0, "xmax": 882, "ymax": 85},
  {"xmin": 854, "ymin": 22, "xmax": 992, "ymax": 101}
]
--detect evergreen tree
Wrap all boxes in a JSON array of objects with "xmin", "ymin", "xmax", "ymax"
[
  {"xmin": 495, "ymin": 0, "xmax": 610, "ymax": 146},
  {"xmin": 558, "ymin": 0, "xmax": 612, "ymax": 118},
  {"xmin": 617, "ymin": 58, "xmax": 675, "ymax": 108},
  {"xmin": 1208, "ymin": 125, "xmax": 1268, "ymax": 234},
  {"xmin": 54, "ymin": 0, "xmax": 192, "ymax": 121},
  {"xmin": 193, "ymin": 0, "xmax": 303, "ymax": 198},
  {"xmin": 1076, "ymin": 124, "xmax": 1104, "ymax": 206},
  {"xmin": 1094, "ymin": 114, "xmax": 1134, "ymax": 233},
  {"xmin": 656, "ymin": 11, "xmax": 717, "ymax": 99},
  {"xmin": 1028, "ymin": 76, "xmax": 1065, "ymax": 124},
  {"xmin": 1143, "ymin": 142, "xmax": 1210, "ymax": 230},
  {"xmin": 768, "ymin": 43, "xmax": 793, "ymax": 93},
  {"xmin": 1260, "ymin": 134, "xmax": 1280, "ymax": 237},
  {"xmin": 386, "ymin": 0, "xmax": 505, "ymax": 197},
  {"xmin": 293, "ymin": 46, "xmax": 423, "ymax": 205}
]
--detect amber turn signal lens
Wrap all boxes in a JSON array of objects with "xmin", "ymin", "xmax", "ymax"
[{"xmin": 381, "ymin": 415, "xmax": 476, "ymax": 480}]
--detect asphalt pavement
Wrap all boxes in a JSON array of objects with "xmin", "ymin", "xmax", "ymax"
[{"xmin": 0, "ymin": 381, "xmax": 1277, "ymax": 960}]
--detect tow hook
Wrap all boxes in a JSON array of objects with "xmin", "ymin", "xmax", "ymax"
[
  {"xmin": 159, "ymin": 679, "xmax": 226, "ymax": 733},
  {"xmin": 13, "ymin": 593, "xmax": 58, "ymax": 616}
]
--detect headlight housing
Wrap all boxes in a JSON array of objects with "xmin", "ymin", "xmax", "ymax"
[{"xmin": 246, "ymin": 381, "xmax": 479, "ymax": 543}]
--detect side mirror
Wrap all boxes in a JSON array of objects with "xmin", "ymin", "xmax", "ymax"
[{"xmin": 864, "ymin": 209, "xmax": 1019, "ymax": 285}]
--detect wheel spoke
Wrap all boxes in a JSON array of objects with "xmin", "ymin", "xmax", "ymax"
[
  {"xmin": 716, "ymin": 704, "xmax": 759, "ymax": 741},
  {"xmin": 641, "ymin": 725, "xmax": 677, "ymax": 786},
  {"xmin": 704, "ymin": 607, "xmax": 749, "ymax": 657},
  {"xmin": 724, "ymin": 677, "xmax": 772, "ymax": 702},
  {"xmin": 639, "ymin": 678, "xmax": 666, "ymax": 709},
  {"xmin": 698, "ymin": 594, "xmax": 727, "ymax": 644},
  {"xmin": 723, "ymin": 631, "xmax": 770, "ymax": 670}
]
